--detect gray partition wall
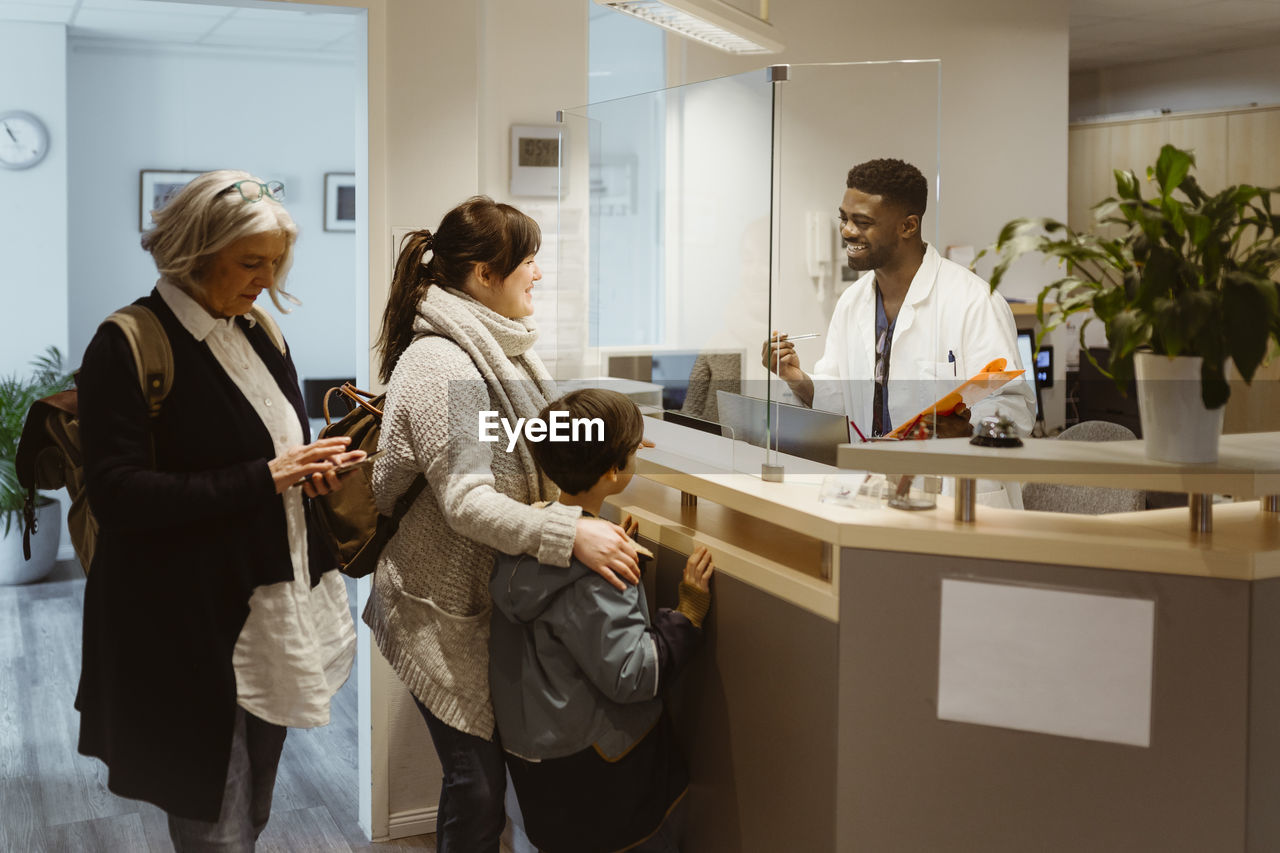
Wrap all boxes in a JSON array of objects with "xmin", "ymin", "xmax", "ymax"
[
  {"xmin": 836, "ymin": 548, "xmax": 1277, "ymax": 853},
  {"xmin": 631, "ymin": 533, "xmax": 839, "ymax": 852}
]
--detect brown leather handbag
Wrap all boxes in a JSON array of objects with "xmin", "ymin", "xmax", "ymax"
[{"xmin": 311, "ymin": 383, "xmax": 425, "ymax": 578}]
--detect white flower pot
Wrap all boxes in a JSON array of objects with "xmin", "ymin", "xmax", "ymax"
[
  {"xmin": 0, "ymin": 497, "xmax": 61, "ymax": 585},
  {"xmin": 1134, "ymin": 352, "xmax": 1224, "ymax": 464}
]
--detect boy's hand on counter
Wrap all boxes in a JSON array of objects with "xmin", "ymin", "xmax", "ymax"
[
  {"xmin": 622, "ymin": 514, "xmax": 639, "ymax": 538},
  {"xmin": 676, "ymin": 546, "xmax": 714, "ymax": 628},
  {"xmin": 683, "ymin": 546, "xmax": 713, "ymax": 592}
]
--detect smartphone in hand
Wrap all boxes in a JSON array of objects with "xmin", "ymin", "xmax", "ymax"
[{"xmin": 333, "ymin": 449, "xmax": 382, "ymax": 476}]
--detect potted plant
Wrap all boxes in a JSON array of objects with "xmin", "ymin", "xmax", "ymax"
[
  {"xmin": 1, "ymin": 347, "xmax": 73, "ymax": 584},
  {"xmin": 983, "ymin": 143, "xmax": 1280, "ymax": 463}
]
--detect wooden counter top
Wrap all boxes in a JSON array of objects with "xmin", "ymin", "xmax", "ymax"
[
  {"xmin": 837, "ymin": 432, "xmax": 1280, "ymax": 498},
  {"xmin": 628, "ymin": 441, "xmax": 1280, "ymax": 582}
]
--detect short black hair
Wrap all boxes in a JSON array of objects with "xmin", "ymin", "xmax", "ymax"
[
  {"xmin": 529, "ymin": 388, "xmax": 644, "ymax": 496},
  {"xmin": 846, "ymin": 159, "xmax": 927, "ymax": 219}
]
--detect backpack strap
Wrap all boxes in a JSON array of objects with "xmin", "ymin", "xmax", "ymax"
[
  {"xmin": 103, "ymin": 305, "xmax": 173, "ymax": 418},
  {"xmin": 249, "ymin": 304, "xmax": 286, "ymax": 355}
]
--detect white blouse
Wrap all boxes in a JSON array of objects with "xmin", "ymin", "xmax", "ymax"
[{"xmin": 157, "ymin": 279, "xmax": 356, "ymax": 728}]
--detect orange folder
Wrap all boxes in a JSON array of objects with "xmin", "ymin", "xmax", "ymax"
[{"xmin": 883, "ymin": 358, "xmax": 1025, "ymax": 439}]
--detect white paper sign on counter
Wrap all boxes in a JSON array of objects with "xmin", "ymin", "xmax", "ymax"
[{"xmin": 937, "ymin": 578, "xmax": 1155, "ymax": 747}]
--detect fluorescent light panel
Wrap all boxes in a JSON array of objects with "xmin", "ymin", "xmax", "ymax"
[{"xmin": 594, "ymin": 0, "xmax": 782, "ymax": 54}]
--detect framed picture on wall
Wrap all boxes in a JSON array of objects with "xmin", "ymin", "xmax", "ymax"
[
  {"xmin": 139, "ymin": 170, "xmax": 203, "ymax": 231},
  {"xmin": 324, "ymin": 172, "xmax": 356, "ymax": 232}
]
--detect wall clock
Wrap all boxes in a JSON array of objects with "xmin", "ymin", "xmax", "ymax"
[{"xmin": 0, "ymin": 111, "xmax": 50, "ymax": 171}]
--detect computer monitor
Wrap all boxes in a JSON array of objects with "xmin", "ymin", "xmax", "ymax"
[
  {"xmin": 1016, "ymin": 331, "xmax": 1052, "ymax": 422},
  {"xmin": 1018, "ymin": 332, "xmax": 1054, "ymax": 389},
  {"xmin": 1016, "ymin": 333, "xmax": 1038, "ymax": 398},
  {"xmin": 1077, "ymin": 346, "xmax": 1142, "ymax": 436},
  {"xmin": 715, "ymin": 390, "xmax": 850, "ymax": 466}
]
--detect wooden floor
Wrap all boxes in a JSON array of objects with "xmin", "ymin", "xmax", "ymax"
[{"xmin": 0, "ymin": 562, "xmax": 437, "ymax": 853}]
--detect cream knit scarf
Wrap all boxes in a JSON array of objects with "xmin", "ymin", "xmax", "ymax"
[{"xmin": 412, "ymin": 286, "xmax": 558, "ymax": 501}]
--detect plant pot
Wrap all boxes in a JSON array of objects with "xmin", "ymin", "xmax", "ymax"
[
  {"xmin": 1134, "ymin": 352, "xmax": 1225, "ymax": 464},
  {"xmin": 0, "ymin": 497, "xmax": 61, "ymax": 586}
]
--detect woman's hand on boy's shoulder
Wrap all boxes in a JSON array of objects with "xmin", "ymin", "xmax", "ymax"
[{"xmin": 573, "ymin": 517, "xmax": 640, "ymax": 591}]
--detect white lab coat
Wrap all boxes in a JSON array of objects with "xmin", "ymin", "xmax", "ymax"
[{"xmin": 807, "ymin": 244, "xmax": 1035, "ymax": 507}]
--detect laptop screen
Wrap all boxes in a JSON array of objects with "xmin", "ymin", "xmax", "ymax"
[{"xmin": 715, "ymin": 390, "xmax": 850, "ymax": 466}]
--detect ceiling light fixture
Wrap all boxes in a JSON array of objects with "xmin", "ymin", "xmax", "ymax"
[{"xmin": 593, "ymin": 0, "xmax": 783, "ymax": 55}]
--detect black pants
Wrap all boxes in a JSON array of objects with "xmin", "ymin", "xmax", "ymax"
[{"xmin": 167, "ymin": 707, "xmax": 287, "ymax": 852}]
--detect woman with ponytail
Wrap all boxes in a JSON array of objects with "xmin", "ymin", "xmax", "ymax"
[{"xmin": 365, "ymin": 196, "xmax": 641, "ymax": 852}]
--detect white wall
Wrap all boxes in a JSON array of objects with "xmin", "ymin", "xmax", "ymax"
[
  {"xmin": 66, "ymin": 41, "xmax": 358, "ymax": 391},
  {"xmin": 1071, "ymin": 43, "xmax": 1280, "ymax": 121},
  {"xmin": 0, "ymin": 22, "xmax": 68, "ymax": 376},
  {"xmin": 478, "ymin": 0, "xmax": 589, "ymax": 378}
]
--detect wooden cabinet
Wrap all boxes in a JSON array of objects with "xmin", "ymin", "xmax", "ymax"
[
  {"xmin": 1067, "ymin": 123, "xmax": 1111, "ymax": 233},
  {"xmin": 1068, "ymin": 104, "xmax": 1279, "ymax": 233},
  {"xmin": 1227, "ymin": 109, "xmax": 1280, "ymax": 187}
]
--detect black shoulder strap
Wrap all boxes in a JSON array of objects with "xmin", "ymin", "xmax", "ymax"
[{"xmin": 392, "ymin": 475, "xmax": 428, "ymax": 523}]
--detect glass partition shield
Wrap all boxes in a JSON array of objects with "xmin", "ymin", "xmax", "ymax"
[
  {"xmin": 556, "ymin": 71, "xmax": 773, "ymax": 421},
  {"xmin": 556, "ymin": 62, "xmax": 969, "ymax": 480},
  {"xmin": 769, "ymin": 61, "xmax": 942, "ymax": 471}
]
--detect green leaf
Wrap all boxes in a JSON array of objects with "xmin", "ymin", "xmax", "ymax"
[
  {"xmin": 1077, "ymin": 319, "xmax": 1115, "ymax": 383},
  {"xmin": 1107, "ymin": 309, "xmax": 1152, "ymax": 361},
  {"xmin": 1151, "ymin": 296, "xmax": 1184, "ymax": 355},
  {"xmin": 1138, "ymin": 246, "xmax": 1177, "ymax": 311},
  {"xmin": 1154, "ymin": 144, "xmax": 1192, "ymax": 198},
  {"xmin": 1109, "ymin": 347, "xmax": 1136, "ymax": 390},
  {"xmin": 1179, "ymin": 290, "xmax": 1217, "ymax": 342},
  {"xmin": 1178, "ymin": 172, "xmax": 1207, "ymax": 206},
  {"xmin": 1161, "ymin": 197, "xmax": 1187, "ymax": 238},
  {"xmin": 1092, "ymin": 199, "xmax": 1121, "ymax": 221},
  {"xmin": 994, "ymin": 217, "xmax": 1038, "ymax": 247},
  {"xmin": 1114, "ymin": 169, "xmax": 1141, "ymax": 201},
  {"xmin": 1186, "ymin": 213, "xmax": 1211, "ymax": 248},
  {"xmin": 1201, "ymin": 361, "xmax": 1230, "ymax": 410},
  {"xmin": 1222, "ymin": 271, "xmax": 1279, "ymax": 380}
]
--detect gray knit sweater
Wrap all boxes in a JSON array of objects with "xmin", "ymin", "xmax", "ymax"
[{"xmin": 363, "ymin": 286, "xmax": 581, "ymax": 739}]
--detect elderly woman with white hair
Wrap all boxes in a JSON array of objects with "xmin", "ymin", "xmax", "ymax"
[{"xmin": 75, "ymin": 169, "xmax": 364, "ymax": 851}]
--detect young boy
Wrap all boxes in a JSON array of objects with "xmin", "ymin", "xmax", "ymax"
[{"xmin": 489, "ymin": 388, "xmax": 714, "ymax": 853}]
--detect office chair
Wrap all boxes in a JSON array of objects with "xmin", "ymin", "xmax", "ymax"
[
  {"xmin": 679, "ymin": 352, "xmax": 742, "ymax": 422},
  {"xmin": 1021, "ymin": 420, "xmax": 1145, "ymax": 514}
]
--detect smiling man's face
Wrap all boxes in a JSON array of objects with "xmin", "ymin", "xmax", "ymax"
[{"xmin": 838, "ymin": 187, "xmax": 913, "ymax": 272}]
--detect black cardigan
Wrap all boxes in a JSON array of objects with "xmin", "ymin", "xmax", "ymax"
[{"xmin": 75, "ymin": 291, "xmax": 336, "ymax": 821}]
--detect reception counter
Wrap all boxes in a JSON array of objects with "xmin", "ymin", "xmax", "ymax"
[{"xmin": 605, "ymin": 423, "xmax": 1280, "ymax": 852}]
